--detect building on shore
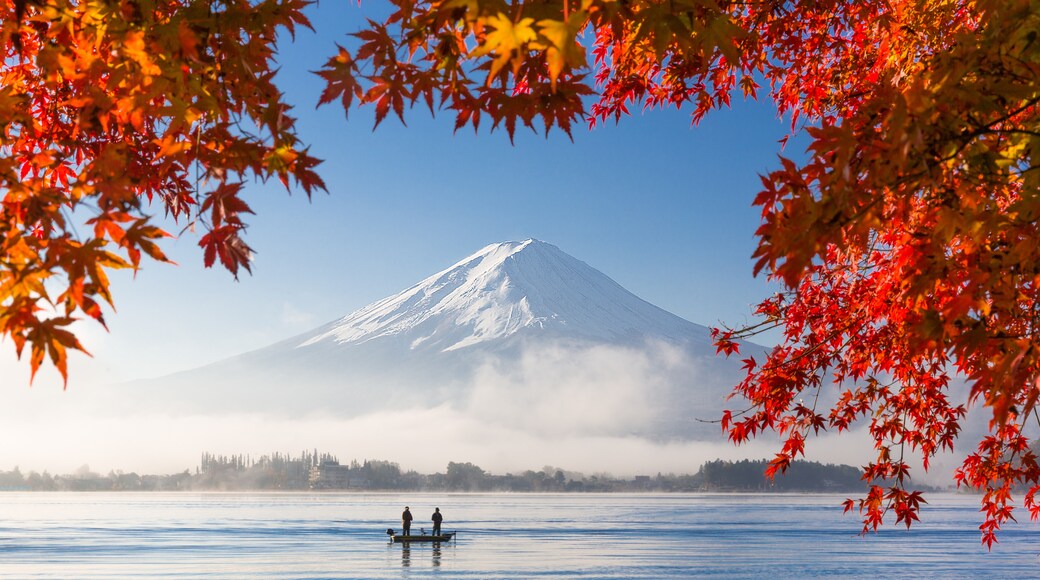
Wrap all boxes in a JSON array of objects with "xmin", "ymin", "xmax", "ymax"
[{"xmin": 309, "ymin": 460, "xmax": 352, "ymax": 489}]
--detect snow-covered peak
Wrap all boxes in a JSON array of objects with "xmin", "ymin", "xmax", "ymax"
[{"xmin": 299, "ymin": 239, "xmax": 704, "ymax": 352}]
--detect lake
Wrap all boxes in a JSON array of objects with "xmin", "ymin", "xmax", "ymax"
[{"xmin": 0, "ymin": 492, "xmax": 1036, "ymax": 578}]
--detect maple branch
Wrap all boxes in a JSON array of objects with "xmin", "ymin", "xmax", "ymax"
[
  {"xmin": 809, "ymin": 378, "xmax": 822, "ymax": 417},
  {"xmin": 696, "ymin": 404, "xmax": 755, "ymax": 424},
  {"xmin": 758, "ymin": 316, "xmax": 863, "ymax": 374},
  {"xmin": 897, "ymin": 407, "xmax": 907, "ymax": 482},
  {"xmin": 721, "ymin": 318, "xmax": 783, "ymax": 339},
  {"xmin": 956, "ymin": 97, "xmax": 1040, "ymax": 154}
]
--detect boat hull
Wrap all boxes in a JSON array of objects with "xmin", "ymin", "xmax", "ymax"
[{"xmin": 390, "ymin": 532, "xmax": 454, "ymax": 543}]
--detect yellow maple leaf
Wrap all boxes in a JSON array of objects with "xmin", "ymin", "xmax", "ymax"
[
  {"xmin": 535, "ymin": 13, "xmax": 588, "ymax": 89},
  {"xmin": 472, "ymin": 14, "xmax": 538, "ymax": 81}
]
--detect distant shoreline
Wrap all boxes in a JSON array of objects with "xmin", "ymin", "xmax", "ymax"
[
  {"xmin": 0, "ymin": 489, "xmax": 959, "ymax": 494},
  {"xmin": 0, "ymin": 455, "xmax": 942, "ymax": 493}
]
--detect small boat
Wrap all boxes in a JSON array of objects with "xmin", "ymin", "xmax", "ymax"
[{"xmin": 386, "ymin": 528, "xmax": 455, "ymax": 543}]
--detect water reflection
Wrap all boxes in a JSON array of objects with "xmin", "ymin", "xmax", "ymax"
[{"xmin": 395, "ymin": 541, "xmax": 443, "ymax": 568}]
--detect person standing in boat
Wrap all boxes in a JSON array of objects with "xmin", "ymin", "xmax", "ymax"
[
  {"xmin": 402, "ymin": 506, "xmax": 413, "ymax": 536},
  {"xmin": 432, "ymin": 507, "xmax": 443, "ymax": 536}
]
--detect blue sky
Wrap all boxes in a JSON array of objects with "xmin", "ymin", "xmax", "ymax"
[
  {"xmin": 0, "ymin": 1, "xmax": 818, "ymax": 473},
  {"xmin": 10, "ymin": 1, "xmax": 794, "ymax": 386},
  {"xmin": 5, "ymin": 0, "xmax": 798, "ymax": 387}
]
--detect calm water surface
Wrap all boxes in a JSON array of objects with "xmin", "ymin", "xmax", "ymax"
[{"xmin": 0, "ymin": 492, "xmax": 1036, "ymax": 578}]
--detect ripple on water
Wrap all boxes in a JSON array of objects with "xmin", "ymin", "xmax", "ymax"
[{"xmin": 0, "ymin": 492, "xmax": 1037, "ymax": 579}]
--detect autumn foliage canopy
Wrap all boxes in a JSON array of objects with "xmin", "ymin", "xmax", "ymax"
[
  {"xmin": 0, "ymin": 0, "xmax": 324, "ymax": 382},
  {"xmin": 4, "ymin": 0, "xmax": 1040, "ymax": 545}
]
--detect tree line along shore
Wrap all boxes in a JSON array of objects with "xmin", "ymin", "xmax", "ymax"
[{"xmin": 0, "ymin": 453, "xmax": 887, "ymax": 493}]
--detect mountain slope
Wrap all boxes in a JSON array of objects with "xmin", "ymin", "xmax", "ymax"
[{"xmin": 118, "ymin": 239, "xmax": 747, "ymax": 439}]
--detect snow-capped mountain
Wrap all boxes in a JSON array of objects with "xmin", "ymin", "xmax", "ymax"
[
  {"xmin": 299, "ymin": 239, "xmax": 711, "ymax": 353},
  {"xmin": 122, "ymin": 239, "xmax": 748, "ymax": 439}
]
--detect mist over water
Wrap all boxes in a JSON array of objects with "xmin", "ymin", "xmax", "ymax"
[
  {"xmin": 0, "ymin": 335, "xmax": 760, "ymax": 475},
  {"xmin": 0, "ymin": 336, "xmax": 973, "ymax": 492},
  {"xmin": 0, "ymin": 337, "xmax": 966, "ymax": 485},
  {"xmin": 0, "ymin": 404, "xmax": 781, "ymax": 477}
]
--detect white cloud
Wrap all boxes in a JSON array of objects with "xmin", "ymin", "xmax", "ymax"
[
  {"xmin": 465, "ymin": 341, "xmax": 700, "ymax": 436},
  {"xmin": 0, "ymin": 339, "xmax": 752, "ymax": 476},
  {"xmin": 0, "ymin": 336, "xmax": 985, "ymax": 487}
]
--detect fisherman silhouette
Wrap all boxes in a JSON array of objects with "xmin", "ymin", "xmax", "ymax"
[
  {"xmin": 432, "ymin": 507, "xmax": 443, "ymax": 536},
  {"xmin": 402, "ymin": 506, "xmax": 413, "ymax": 535}
]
